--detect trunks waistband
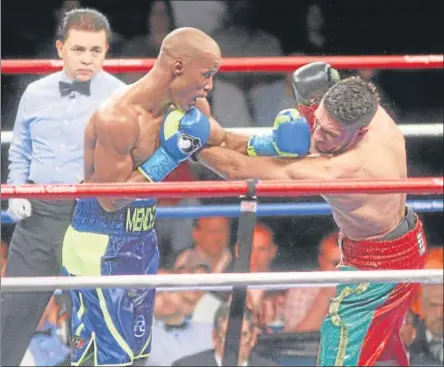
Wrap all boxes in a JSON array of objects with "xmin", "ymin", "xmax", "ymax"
[
  {"xmin": 71, "ymin": 198, "xmax": 157, "ymax": 237},
  {"xmin": 339, "ymin": 207, "xmax": 427, "ymax": 270}
]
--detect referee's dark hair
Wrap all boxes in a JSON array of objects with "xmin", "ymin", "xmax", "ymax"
[{"xmin": 57, "ymin": 8, "xmax": 112, "ymax": 42}]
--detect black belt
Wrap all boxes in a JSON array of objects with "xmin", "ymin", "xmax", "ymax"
[{"xmin": 380, "ymin": 206, "xmax": 416, "ymax": 241}]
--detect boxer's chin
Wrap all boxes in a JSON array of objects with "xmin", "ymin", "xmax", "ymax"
[
  {"xmin": 174, "ymin": 98, "xmax": 195, "ymax": 112},
  {"xmin": 173, "ymin": 100, "xmax": 189, "ymax": 111},
  {"xmin": 314, "ymin": 143, "xmax": 335, "ymax": 155},
  {"xmin": 188, "ymin": 98, "xmax": 197, "ymax": 108}
]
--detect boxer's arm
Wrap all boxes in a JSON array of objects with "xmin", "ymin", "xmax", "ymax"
[
  {"xmin": 92, "ymin": 111, "xmax": 148, "ymax": 212},
  {"xmin": 196, "ymin": 98, "xmax": 249, "ymax": 154},
  {"xmin": 197, "ymin": 146, "xmax": 334, "ymax": 181}
]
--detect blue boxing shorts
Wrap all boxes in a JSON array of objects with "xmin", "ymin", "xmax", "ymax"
[{"xmin": 62, "ymin": 198, "xmax": 159, "ymax": 366}]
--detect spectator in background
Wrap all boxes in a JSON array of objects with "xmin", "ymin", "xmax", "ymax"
[
  {"xmin": 409, "ymin": 284, "xmax": 444, "ymax": 366},
  {"xmin": 305, "ymin": 3, "xmax": 327, "ymax": 54},
  {"xmin": 148, "ymin": 255, "xmax": 215, "ymax": 366},
  {"xmin": 283, "ymin": 232, "xmax": 341, "ymax": 333},
  {"xmin": 241, "ymin": 223, "xmax": 280, "ymax": 321},
  {"xmin": 177, "ymin": 217, "xmax": 232, "ymax": 274},
  {"xmin": 121, "ymin": 0, "xmax": 176, "ymax": 83},
  {"xmin": 210, "ymin": 78, "xmax": 253, "ymax": 128},
  {"xmin": 211, "ymin": 0, "xmax": 282, "ymax": 61},
  {"xmin": 170, "ymin": 0, "xmax": 225, "ymax": 36},
  {"xmin": 172, "ymin": 302, "xmax": 277, "ymax": 366},
  {"xmin": 250, "ymin": 54, "xmax": 300, "ymax": 127},
  {"xmin": 400, "ymin": 309, "xmax": 420, "ymax": 352},
  {"xmin": 1, "ymin": 9, "xmax": 125, "ymax": 366},
  {"xmin": 209, "ymin": 0, "xmax": 282, "ymax": 127},
  {"xmin": 410, "ymin": 247, "xmax": 443, "ymax": 320},
  {"xmin": 168, "ymin": 217, "xmax": 232, "ymax": 324},
  {"xmin": 249, "ymin": 223, "xmax": 278, "ymax": 274},
  {"xmin": 251, "ymin": 3, "xmax": 328, "ymax": 126},
  {"xmin": 172, "ymin": 251, "xmax": 223, "ymax": 324}
]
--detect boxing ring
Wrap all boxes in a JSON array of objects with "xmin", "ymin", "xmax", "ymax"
[{"xmin": 1, "ymin": 54, "xmax": 444, "ymax": 366}]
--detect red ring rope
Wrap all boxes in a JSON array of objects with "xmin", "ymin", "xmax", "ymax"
[
  {"xmin": 1, "ymin": 177, "xmax": 442, "ymax": 200},
  {"xmin": 1, "ymin": 55, "xmax": 443, "ymax": 74}
]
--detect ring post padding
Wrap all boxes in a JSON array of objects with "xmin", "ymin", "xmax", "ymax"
[{"xmin": 223, "ymin": 179, "xmax": 258, "ymax": 366}]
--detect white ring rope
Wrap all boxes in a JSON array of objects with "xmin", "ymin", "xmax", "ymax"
[
  {"xmin": 1, "ymin": 269, "xmax": 442, "ymax": 293},
  {"xmin": 1, "ymin": 123, "xmax": 443, "ymax": 145},
  {"xmin": 229, "ymin": 123, "xmax": 443, "ymax": 138}
]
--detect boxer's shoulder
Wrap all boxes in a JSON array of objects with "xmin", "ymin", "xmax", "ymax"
[
  {"xmin": 92, "ymin": 102, "xmax": 141, "ymax": 147},
  {"xmin": 318, "ymin": 149, "xmax": 364, "ymax": 180}
]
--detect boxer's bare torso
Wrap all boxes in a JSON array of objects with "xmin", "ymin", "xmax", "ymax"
[
  {"xmin": 83, "ymin": 80, "xmax": 247, "ymax": 212},
  {"xmin": 320, "ymin": 107, "xmax": 407, "ymax": 240},
  {"xmin": 84, "ymin": 86, "xmax": 164, "ymax": 185},
  {"xmin": 198, "ymin": 105, "xmax": 407, "ymax": 241}
]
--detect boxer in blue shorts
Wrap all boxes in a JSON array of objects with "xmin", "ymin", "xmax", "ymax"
[
  {"xmin": 63, "ymin": 198, "xmax": 159, "ymax": 366},
  {"xmin": 62, "ymin": 27, "xmax": 311, "ymax": 366}
]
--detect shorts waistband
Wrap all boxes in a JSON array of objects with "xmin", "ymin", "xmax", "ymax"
[
  {"xmin": 71, "ymin": 198, "xmax": 157, "ymax": 237},
  {"xmin": 339, "ymin": 207, "xmax": 427, "ymax": 270},
  {"xmin": 379, "ymin": 206, "xmax": 416, "ymax": 241}
]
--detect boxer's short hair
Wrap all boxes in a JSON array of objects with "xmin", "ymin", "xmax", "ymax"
[
  {"xmin": 57, "ymin": 8, "xmax": 112, "ymax": 42},
  {"xmin": 323, "ymin": 76, "xmax": 380, "ymax": 127}
]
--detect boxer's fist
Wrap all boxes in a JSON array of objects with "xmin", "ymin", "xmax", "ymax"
[
  {"xmin": 161, "ymin": 107, "xmax": 210, "ymax": 161},
  {"xmin": 138, "ymin": 108, "xmax": 210, "ymax": 182},
  {"xmin": 7, "ymin": 198, "xmax": 32, "ymax": 222},
  {"xmin": 247, "ymin": 109, "xmax": 311, "ymax": 157},
  {"xmin": 273, "ymin": 109, "xmax": 311, "ymax": 156},
  {"xmin": 292, "ymin": 62, "xmax": 340, "ymax": 129}
]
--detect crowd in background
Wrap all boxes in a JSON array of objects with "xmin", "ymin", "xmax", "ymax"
[{"xmin": 1, "ymin": 0, "xmax": 443, "ymax": 366}]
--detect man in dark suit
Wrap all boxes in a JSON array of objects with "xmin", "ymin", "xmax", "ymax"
[
  {"xmin": 172, "ymin": 302, "xmax": 277, "ymax": 366},
  {"xmin": 409, "ymin": 284, "xmax": 443, "ymax": 366}
]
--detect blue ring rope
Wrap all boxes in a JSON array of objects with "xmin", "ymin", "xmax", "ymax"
[{"xmin": 1, "ymin": 199, "xmax": 442, "ymax": 223}]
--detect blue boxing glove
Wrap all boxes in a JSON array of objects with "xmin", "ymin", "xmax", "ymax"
[
  {"xmin": 138, "ymin": 107, "xmax": 210, "ymax": 182},
  {"xmin": 247, "ymin": 108, "xmax": 311, "ymax": 157}
]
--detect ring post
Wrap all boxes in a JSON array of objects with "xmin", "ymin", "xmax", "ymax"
[{"xmin": 222, "ymin": 179, "xmax": 258, "ymax": 367}]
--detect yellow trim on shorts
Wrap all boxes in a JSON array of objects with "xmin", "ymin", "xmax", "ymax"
[
  {"xmin": 328, "ymin": 283, "xmax": 369, "ymax": 366},
  {"xmin": 71, "ymin": 333, "xmax": 95, "ymax": 367},
  {"xmin": 96, "ymin": 288, "xmax": 134, "ymax": 362},
  {"xmin": 62, "ymin": 225, "xmax": 109, "ymax": 276},
  {"xmin": 134, "ymin": 329, "xmax": 152, "ymax": 360},
  {"xmin": 75, "ymin": 291, "xmax": 86, "ymax": 337}
]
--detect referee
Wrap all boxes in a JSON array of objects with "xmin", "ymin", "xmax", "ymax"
[{"xmin": 1, "ymin": 8, "xmax": 125, "ymax": 366}]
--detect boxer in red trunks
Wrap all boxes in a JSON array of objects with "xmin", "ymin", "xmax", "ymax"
[{"xmin": 195, "ymin": 74, "xmax": 427, "ymax": 366}]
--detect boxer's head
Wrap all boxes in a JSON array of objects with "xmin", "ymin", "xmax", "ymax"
[
  {"xmin": 56, "ymin": 8, "xmax": 110, "ymax": 82},
  {"xmin": 312, "ymin": 76, "xmax": 379, "ymax": 154},
  {"xmin": 159, "ymin": 27, "xmax": 221, "ymax": 111}
]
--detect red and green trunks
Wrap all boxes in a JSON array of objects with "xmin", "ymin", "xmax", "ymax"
[{"xmin": 318, "ymin": 208, "xmax": 426, "ymax": 366}]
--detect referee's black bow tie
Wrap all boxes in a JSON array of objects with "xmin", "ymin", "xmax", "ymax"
[{"xmin": 59, "ymin": 80, "xmax": 91, "ymax": 97}]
